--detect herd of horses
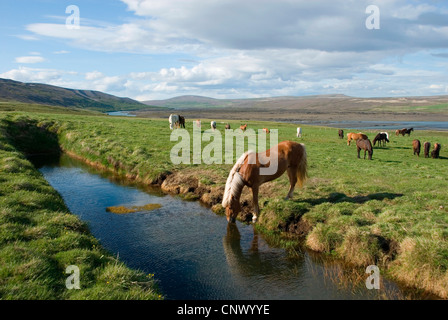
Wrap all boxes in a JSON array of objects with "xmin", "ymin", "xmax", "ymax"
[
  {"xmin": 341, "ymin": 127, "xmax": 442, "ymax": 160},
  {"xmin": 168, "ymin": 114, "xmax": 443, "ymax": 223},
  {"xmin": 170, "ymin": 114, "xmax": 272, "ymax": 134}
]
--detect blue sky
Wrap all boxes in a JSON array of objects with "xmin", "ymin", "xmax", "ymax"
[{"xmin": 1, "ymin": 0, "xmax": 448, "ymax": 101}]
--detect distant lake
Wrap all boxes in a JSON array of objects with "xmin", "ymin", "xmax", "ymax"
[
  {"xmin": 107, "ymin": 111, "xmax": 136, "ymax": 117},
  {"xmin": 293, "ymin": 120, "xmax": 448, "ymax": 131}
]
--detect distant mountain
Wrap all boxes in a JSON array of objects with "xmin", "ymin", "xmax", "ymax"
[
  {"xmin": 143, "ymin": 95, "xmax": 234, "ymax": 109},
  {"xmin": 143, "ymin": 94, "xmax": 353, "ymax": 110},
  {"xmin": 0, "ymin": 78, "xmax": 155, "ymax": 112}
]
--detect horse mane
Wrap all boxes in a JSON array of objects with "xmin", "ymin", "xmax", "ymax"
[{"xmin": 222, "ymin": 151, "xmax": 253, "ymax": 208}]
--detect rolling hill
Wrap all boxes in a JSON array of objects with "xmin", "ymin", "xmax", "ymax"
[{"xmin": 0, "ymin": 78, "xmax": 156, "ymax": 112}]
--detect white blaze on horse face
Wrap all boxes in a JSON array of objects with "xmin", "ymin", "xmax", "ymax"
[{"xmin": 259, "ymin": 129, "xmax": 279, "ymax": 176}]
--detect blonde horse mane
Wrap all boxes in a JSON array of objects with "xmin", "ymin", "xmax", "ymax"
[{"xmin": 222, "ymin": 151, "xmax": 254, "ymax": 208}]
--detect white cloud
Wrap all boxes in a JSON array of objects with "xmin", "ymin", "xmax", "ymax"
[
  {"xmin": 15, "ymin": 56, "xmax": 45, "ymax": 64},
  {"xmin": 10, "ymin": 0, "xmax": 448, "ymax": 99}
]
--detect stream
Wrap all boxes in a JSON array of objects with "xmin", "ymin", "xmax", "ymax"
[{"xmin": 33, "ymin": 154, "xmax": 428, "ymax": 300}]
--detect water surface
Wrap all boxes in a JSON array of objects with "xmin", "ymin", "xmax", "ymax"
[{"xmin": 35, "ymin": 154, "xmax": 428, "ymax": 300}]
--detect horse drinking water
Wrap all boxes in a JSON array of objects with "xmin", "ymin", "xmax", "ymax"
[{"xmin": 222, "ymin": 141, "xmax": 307, "ymax": 223}]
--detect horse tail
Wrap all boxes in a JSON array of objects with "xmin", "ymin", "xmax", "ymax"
[
  {"xmin": 222, "ymin": 151, "xmax": 251, "ymax": 208},
  {"xmin": 296, "ymin": 143, "xmax": 308, "ymax": 188}
]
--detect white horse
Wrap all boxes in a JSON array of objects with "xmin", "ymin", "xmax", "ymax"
[
  {"xmin": 169, "ymin": 114, "xmax": 180, "ymax": 130},
  {"xmin": 297, "ymin": 127, "xmax": 302, "ymax": 138},
  {"xmin": 211, "ymin": 121, "xmax": 217, "ymax": 131}
]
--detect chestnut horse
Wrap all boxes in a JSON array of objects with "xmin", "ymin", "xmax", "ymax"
[
  {"xmin": 240, "ymin": 124, "xmax": 247, "ymax": 131},
  {"xmin": 222, "ymin": 141, "xmax": 307, "ymax": 223},
  {"xmin": 347, "ymin": 132, "xmax": 368, "ymax": 146},
  {"xmin": 432, "ymin": 143, "xmax": 441, "ymax": 159},
  {"xmin": 413, "ymin": 139, "xmax": 421, "ymax": 157},
  {"xmin": 356, "ymin": 139, "xmax": 373, "ymax": 160},
  {"xmin": 424, "ymin": 142, "xmax": 431, "ymax": 158},
  {"xmin": 262, "ymin": 128, "xmax": 270, "ymax": 134}
]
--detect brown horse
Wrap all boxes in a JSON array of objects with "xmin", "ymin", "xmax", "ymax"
[
  {"xmin": 356, "ymin": 139, "xmax": 373, "ymax": 160},
  {"xmin": 395, "ymin": 128, "xmax": 413, "ymax": 136},
  {"xmin": 240, "ymin": 124, "xmax": 247, "ymax": 131},
  {"xmin": 432, "ymin": 143, "xmax": 441, "ymax": 159},
  {"xmin": 222, "ymin": 141, "xmax": 307, "ymax": 223},
  {"xmin": 262, "ymin": 128, "xmax": 270, "ymax": 134},
  {"xmin": 413, "ymin": 139, "xmax": 421, "ymax": 157},
  {"xmin": 424, "ymin": 142, "xmax": 431, "ymax": 158},
  {"xmin": 225, "ymin": 124, "xmax": 231, "ymax": 130},
  {"xmin": 179, "ymin": 115, "xmax": 186, "ymax": 128},
  {"xmin": 347, "ymin": 132, "xmax": 368, "ymax": 146},
  {"xmin": 338, "ymin": 129, "xmax": 344, "ymax": 139}
]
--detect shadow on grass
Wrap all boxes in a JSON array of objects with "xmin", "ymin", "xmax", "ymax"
[{"xmin": 301, "ymin": 192, "xmax": 403, "ymax": 206}]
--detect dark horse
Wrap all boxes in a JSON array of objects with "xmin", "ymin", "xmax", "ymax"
[
  {"xmin": 373, "ymin": 133, "xmax": 389, "ymax": 147},
  {"xmin": 432, "ymin": 143, "xmax": 441, "ymax": 159},
  {"xmin": 338, "ymin": 129, "xmax": 344, "ymax": 139},
  {"xmin": 413, "ymin": 139, "xmax": 421, "ymax": 157},
  {"xmin": 395, "ymin": 128, "xmax": 413, "ymax": 136},
  {"xmin": 424, "ymin": 142, "xmax": 431, "ymax": 158},
  {"xmin": 356, "ymin": 139, "xmax": 373, "ymax": 160},
  {"xmin": 179, "ymin": 115, "xmax": 186, "ymax": 128}
]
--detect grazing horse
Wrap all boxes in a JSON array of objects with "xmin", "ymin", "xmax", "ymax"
[
  {"xmin": 396, "ymin": 128, "xmax": 414, "ymax": 136},
  {"xmin": 412, "ymin": 139, "xmax": 421, "ymax": 156},
  {"xmin": 373, "ymin": 132, "xmax": 389, "ymax": 147},
  {"xmin": 432, "ymin": 143, "xmax": 441, "ymax": 159},
  {"xmin": 262, "ymin": 128, "xmax": 270, "ymax": 134},
  {"xmin": 211, "ymin": 121, "xmax": 217, "ymax": 131},
  {"xmin": 424, "ymin": 142, "xmax": 431, "ymax": 158},
  {"xmin": 169, "ymin": 114, "xmax": 180, "ymax": 130},
  {"xmin": 356, "ymin": 139, "xmax": 373, "ymax": 160},
  {"xmin": 222, "ymin": 141, "xmax": 307, "ymax": 223},
  {"xmin": 179, "ymin": 115, "xmax": 186, "ymax": 128},
  {"xmin": 338, "ymin": 129, "xmax": 344, "ymax": 139},
  {"xmin": 225, "ymin": 124, "xmax": 231, "ymax": 130},
  {"xmin": 297, "ymin": 127, "xmax": 302, "ymax": 138},
  {"xmin": 347, "ymin": 132, "xmax": 368, "ymax": 146},
  {"xmin": 240, "ymin": 124, "xmax": 247, "ymax": 131}
]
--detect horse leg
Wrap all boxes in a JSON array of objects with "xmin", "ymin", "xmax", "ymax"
[
  {"xmin": 285, "ymin": 167, "xmax": 298, "ymax": 200},
  {"xmin": 251, "ymin": 186, "xmax": 260, "ymax": 223}
]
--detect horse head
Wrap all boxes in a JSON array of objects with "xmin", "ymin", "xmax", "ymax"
[{"xmin": 225, "ymin": 196, "xmax": 242, "ymax": 223}]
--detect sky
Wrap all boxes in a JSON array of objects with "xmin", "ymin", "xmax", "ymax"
[{"xmin": 1, "ymin": 0, "xmax": 448, "ymax": 101}]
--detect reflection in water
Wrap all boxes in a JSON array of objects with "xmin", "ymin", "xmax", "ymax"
[{"xmin": 33, "ymin": 153, "xmax": 431, "ymax": 300}]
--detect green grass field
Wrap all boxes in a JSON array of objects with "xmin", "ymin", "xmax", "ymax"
[{"xmin": 1, "ymin": 109, "xmax": 448, "ymax": 299}]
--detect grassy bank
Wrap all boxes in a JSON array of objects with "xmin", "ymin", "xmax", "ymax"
[
  {"xmin": 0, "ymin": 114, "xmax": 162, "ymax": 299},
  {"xmin": 1, "ymin": 111, "xmax": 448, "ymax": 299}
]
